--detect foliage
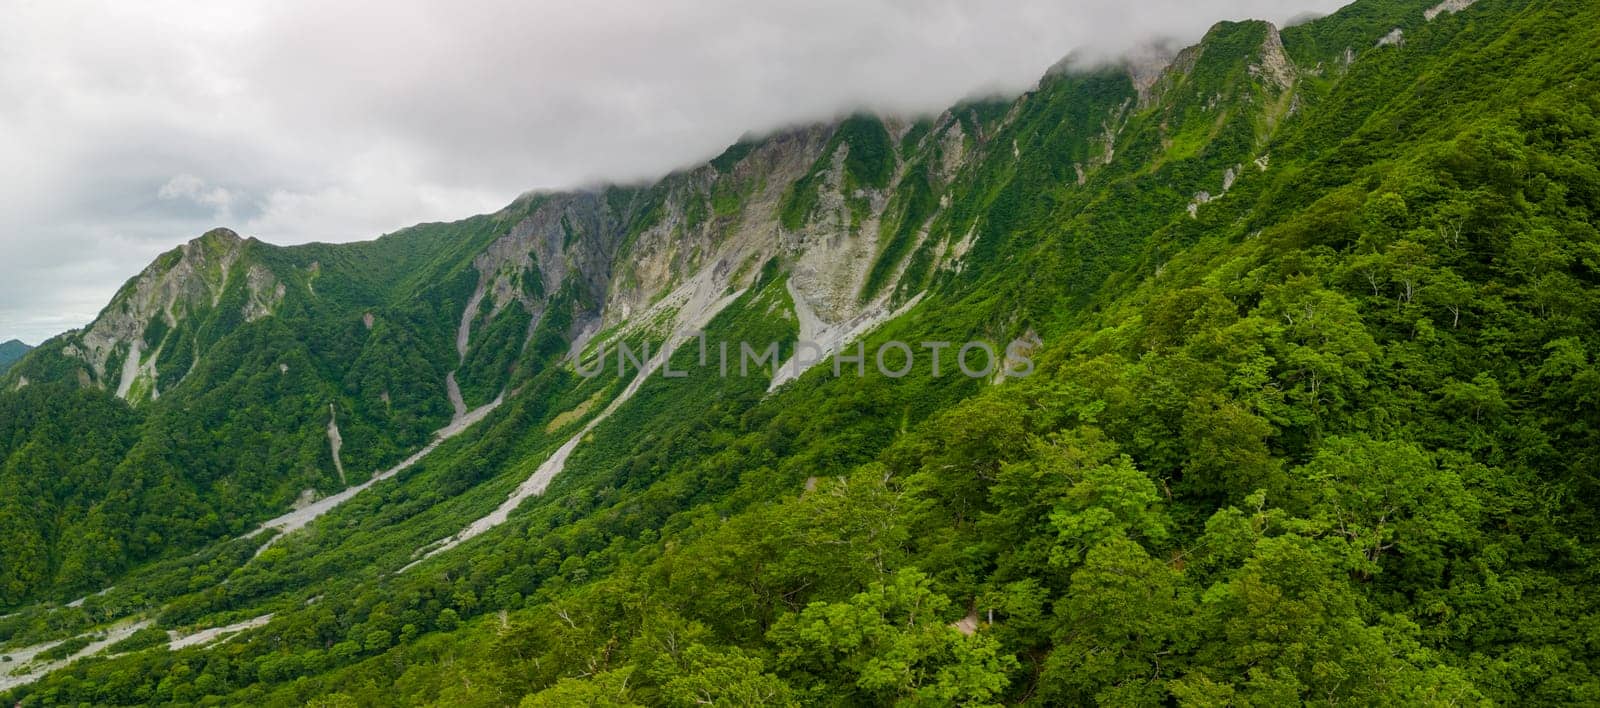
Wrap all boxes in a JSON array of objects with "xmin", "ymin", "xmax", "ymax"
[{"xmin": 7, "ymin": 1, "xmax": 1600, "ymax": 705}]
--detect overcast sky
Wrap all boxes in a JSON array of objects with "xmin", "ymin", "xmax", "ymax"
[{"xmin": 0, "ymin": 0, "xmax": 1350, "ymax": 345}]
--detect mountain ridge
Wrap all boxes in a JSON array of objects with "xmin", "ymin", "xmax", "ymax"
[
  {"xmin": 8, "ymin": 0, "xmax": 1600, "ymax": 703},
  {"xmin": 0, "ymin": 340, "xmax": 29, "ymax": 374},
  {"xmin": 0, "ymin": 0, "xmax": 1442, "ymax": 613}
]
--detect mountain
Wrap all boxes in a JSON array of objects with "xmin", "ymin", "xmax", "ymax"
[
  {"xmin": 0, "ymin": 340, "xmax": 29, "ymax": 374},
  {"xmin": 5, "ymin": 0, "xmax": 1600, "ymax": 703}
]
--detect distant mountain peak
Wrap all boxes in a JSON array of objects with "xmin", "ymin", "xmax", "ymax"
[
  {"xmin": 29, "ymin": 224, "xmax": 287, "ymax": 402},
  {"xmin": 0, "ymin": 338, "xmax": 31, "ymax": 374}
]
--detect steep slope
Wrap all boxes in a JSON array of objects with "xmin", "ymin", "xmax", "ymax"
[
  {"xmin": 7, "ymin": 0, "xmax": 1600, "ymax": 704},
  {"xmin": 0, "ymin": 67, "xmax": 1120, "ymax": 607}
]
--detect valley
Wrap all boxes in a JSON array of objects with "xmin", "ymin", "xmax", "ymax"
[{"xmin": 4, "ymin": 0, "xmax": 1600, "ymax": 703}]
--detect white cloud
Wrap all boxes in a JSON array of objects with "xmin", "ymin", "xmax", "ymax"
[
  {"xmin": 0, "ymin": 0, "xmax": 1352, "ymax": 344},
  {"xmin": 158, "ymin": 173, "xmax": 237, "ymax": 218}
]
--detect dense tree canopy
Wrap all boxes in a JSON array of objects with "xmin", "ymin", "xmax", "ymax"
[{"xmin": 5, "ymin": 0, "xmax": 1600, "ymax": 704}]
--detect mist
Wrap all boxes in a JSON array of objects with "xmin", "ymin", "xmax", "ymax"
[{"xmin": 0, "ymin": 0, "xmax": 1351, "ymax": 343}]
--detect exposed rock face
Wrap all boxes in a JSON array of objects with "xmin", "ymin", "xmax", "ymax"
[
  {"xmin": 63, "ymin": 228, "xmax": 283, "ymax": 402},
  {"xmin": 30, "ymin": 14, "xmax": 1306, "ymax": 414},
  {"xmin": 614, "ymin": 126, "xmax": 825, "ymax": 324},
  {"xmin": 934, "ymin": 117, "xmax": 970, "ymax": 182},
  {"xmin": 1142, "ymin": 42, "xmax": 1202, "ymax": 109},
  {"xmin": 783, "ymin": 147, "xmax": 881, "ymax": 324},
  {"xmin": 1250, "ymin": 24, "xmax": 1297, "ymax": 91},
  {"xmin": 455, "ymin": 114, "xmax": 980, "ymax": 375},
  {"xmin": 1425, "ymin": 0, "xmax": 1477, "ymax": 21},
  {"xmin": 327, "ymin": 404, "xmax": 345, "ymax": 485},
  {"xmin": 79, "ymin": 230, "xmax": 240, "ymax": 384},
  {"xmin": 25, "ymin": 227, "xmax": 293, "ymax": 404},
  {"xmin": 242, "ymin": 264, "xmax": 286, "ymax": 322},
  {"xmin": 455, "ymin": 192, "xmax": 619, "ymax": 361},
  {"xmin": 1191, "ymin": 162, "xmax": 1249, "ymax": 218},
  {"xmin": 1378, "ymin": 28, "xmax": 1406, "ymax": 47},
  {"xmin": 0, "ymin": 11, "xmax": 1339, "ymax": 614},
  {"xmin": 1124, "ymin": 41, "xmax": 1181, "ymax": 106}
]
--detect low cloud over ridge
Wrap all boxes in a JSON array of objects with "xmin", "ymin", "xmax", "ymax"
[{"xmin": 0, "ymin": 0, "xmax": 1349, "ymax": 343}]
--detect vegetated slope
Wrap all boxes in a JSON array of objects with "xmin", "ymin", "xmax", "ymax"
[
  {"xmin": 0, "ymin": 28, "xmax": 1110, "ymax": 608},
  {"xmin": 0, "ymin": 340, "xmax": 29, "ymax": 374},
  {"xmin": 5, "ymin": 0, "xmax": 1600, "ymax": 704}
]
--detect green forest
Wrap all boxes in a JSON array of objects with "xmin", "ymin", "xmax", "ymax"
[{"xmin": 3, "ymin": 0, "xmax": 1599, "ymax": 704}]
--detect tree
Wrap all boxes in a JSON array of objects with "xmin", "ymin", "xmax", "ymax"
[
  {"xmin": 436, "ymin": 608, "xmax": 460, "ymax": 632},
  {"xmin": 1177, "ymin": 534, "xmax": 1480, "ymax": 705},
  {"xmin": 769, "ymin": 569, "xmax": 1017, "ymax": 705},
  {"xmin": 521, "ymin": 668, "xmax": 642, "ymax": 708},
  {"xmin": 1294, "ymin": 436, "xmax": 1480, "ymax": 579},
  {"xmin": 980, "ymin": 428, "xmax": 1122, "ymax": 585},
  {"xmin": 658, "ymin": 645, "xmax": 797, "ymax": 707},
  {"xmin": 1038, "ymin": 537, "xmax": 1192, "ymax": 705},
  {"xmin": 1047, "ymin": 454, "xmax": 1170, "ymax": 568}
]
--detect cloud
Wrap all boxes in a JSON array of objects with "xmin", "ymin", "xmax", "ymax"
[
  {"xmin": 158, "ymin": 173, "xmax": 238, "ymax": 220},
  {"xmin": 0, "ymin": 0, "xmax": 1351, "ymax": 344}
]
